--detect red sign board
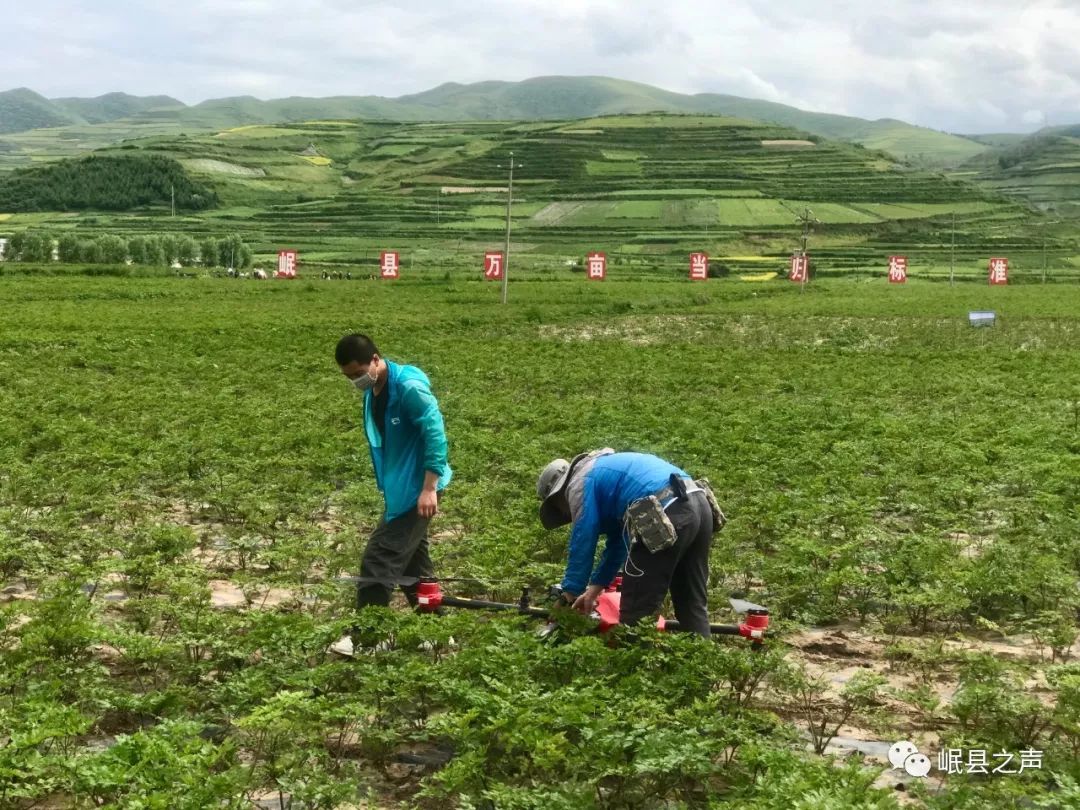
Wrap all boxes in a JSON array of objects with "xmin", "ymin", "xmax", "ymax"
[
  {"xmin": 587, "ymin": 251, "xmax": 606, "ymax": 280},
  {"xmin": 483, "ymin": 251, "xmax": 503, "ymax": 280},
  {"xmin": 888, "ymin": 255, "xmax": 908, "ymax": 284},
  {"xmin": 988, "ymin": 257, "xmax": 1009, "ymax": 285},
  {"xmin": 689, "ymin": 252, "xmax": 708, "ymax": 281},
  {"xmin": 380, "ymin": 251, "xmax": 399, "ymax": 279},
  {"xmin": 276, "ymin": 250, "xmax": 297, "ymax": 278},
  {"xmin": 789, "ymin": 254, "xmax": 808, "ymax": 283}
]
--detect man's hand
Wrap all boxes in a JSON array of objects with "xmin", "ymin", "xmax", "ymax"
[
  {"xmin": 417, "ymin": 471, "xmax": 440, "ymax": 519},
  {"xmin": 417, "ymin": 488, "xmax": 438, "ymax": 519},
  {"xmin": 571, "ymin": 584, "xmax": 605, "ymax": 616}
]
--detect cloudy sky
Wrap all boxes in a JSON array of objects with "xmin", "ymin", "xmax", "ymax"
[{"xmin": 5, "ymin": 0, "xmax": 1079, "ymax": 133}]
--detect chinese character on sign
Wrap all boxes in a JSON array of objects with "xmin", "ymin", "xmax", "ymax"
[
  {"xmin": 483, "ymin": 251, "xmax": 503, "ymax": 280},
  {"xmin": 276, "ymin": 250, "xmax": 297, "ymax": 278},
  {"xmin": 989, "ymin": 257, "xmax": 1009, "ymax": 285},
  {"xmin": 587, "ymin": 251, "xmax": 606, "ymax": 280},
  {"xmin": 380, "ymin": 251, "xmax": 399, "ymax": 279},
  {"xmin": 889, "ymin": 255, "xmax": 908, "ymax": 284},
  {"xmin": 789, "ymin": 254, "xmax": 808, "ymax": 283},
  {"xmin": 689, "ymin": 252, "xmax": 709, "ymax": 281},
  {"xmin": 938, "ymin": 749, "xmax": 964, "ymax": 775}
]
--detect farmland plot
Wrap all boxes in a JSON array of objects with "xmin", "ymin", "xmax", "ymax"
[{"xmin": 1, "ymin": 275, "xmax": 1078, "ymax": 808}]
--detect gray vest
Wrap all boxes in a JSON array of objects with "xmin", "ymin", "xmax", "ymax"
[{"xmin": 566, "ymin": 448, "xmax": 616, "ymax": 520}]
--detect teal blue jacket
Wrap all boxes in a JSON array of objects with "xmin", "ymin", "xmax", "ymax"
[{"xmin": 363, "ymin": 359, "xmax": 452, "ymax": 521}]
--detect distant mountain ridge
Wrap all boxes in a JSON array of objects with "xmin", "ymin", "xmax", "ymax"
[
  {"xmin": 0, "ymin": 76, "xmax": 1066, "ymax": 167},
  {"xmin": 0, "ymin": 88, "xmax": 84, "ymax": 133},
  {"xmin": 52, "ymin": 92, "xmax": 184, "ymax": 124},
  {"xmin": 0, "ymin": 88, "xmax": 184, "ymax": 133}
]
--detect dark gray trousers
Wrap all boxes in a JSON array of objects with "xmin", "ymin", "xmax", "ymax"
[
  {"xmin": 618, "ymin": 490, "xmax": 714, "ymax": 638},
  {"xmin": 356, "ymin": 504, "xmax": 436, "ymax": 610}
]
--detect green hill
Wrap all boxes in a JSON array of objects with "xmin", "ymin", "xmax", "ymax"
[
  {"xmin": 175, "ymin": 94, "xmax": 427, "ymax": 129},
  {"xmin": 52, "ymin": 92, "xmax": 185, "ymax": 124},
  {"xmin": 107, "ymin": 114, "xmax": 994, "ymax": 213},
  {"xmin": 0, "ymin": 153, "xmax": 217, "ymax": 212},
  {"xmin": 963, "ymin": 126, "xmax": 1080, "ymax": 216},
  {"xmin": 5, "ymin": 112, "xmax": 1073, "ymax": 280},
  {"xmin": 399, "ymin": 77, "xmax": 990, "ymax": 167},
  {"xmin": 0, "ymin": 77, "xmax": 993, "ymax": 168},
  {"xmin": 0, "ymin": 112, "xmax": 1047, "ymax": 279},
  {"xmin": 0, "ymin": 88, "xmax": 85, "ymax": 134},
  {"xmin": 965, "ymin": 133, "xmax": 1028, "ymax": 149}
]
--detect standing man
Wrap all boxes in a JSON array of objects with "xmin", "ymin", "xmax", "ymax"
[
  {"xmin": 536, "ymin": 450, "xmax": 724, "ymax": 638},
  {"xmin": 330, "ymin": 333, "xmax": 452, "ymax": 656}
]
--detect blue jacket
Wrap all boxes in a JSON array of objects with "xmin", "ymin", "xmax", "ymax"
[
  {"xmin": 561, "ymin": 453, "xmax": 690, "ymax": 595},
  {"xmin": 363, "ymin": 359, "xmax": 452, "ymax": 521}
]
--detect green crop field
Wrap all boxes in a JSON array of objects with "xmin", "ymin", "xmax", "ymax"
[
  {"xmin": 1, "ymin": 110, "xmax": 1079, "ymax": 808},
  {"xmin": 1, "ymin": 273, "xmax": 1079, "ymax": 808}
]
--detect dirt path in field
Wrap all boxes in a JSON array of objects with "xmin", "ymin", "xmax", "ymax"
[
  {"xmin": 184, "ymin": 158, "xmax": 266, "ymax": 176},
  {"xmin": 539, "ymin": 314, "xmax": 710, "ymax": 345},
  {"xmin": 778, "ymin": 621, "xmax": 1068, "ymax": 803},
  {"xmin": 531, "ymin": 201, "xmax": 587, "ymax": 225},
  {"xmin": 439, "ymin": 185, "xmax": 508, "ymax": 194}
]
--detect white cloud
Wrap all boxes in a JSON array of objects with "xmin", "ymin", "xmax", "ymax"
[{"xmin": 2, "ymin": 0, "xmax": 1078, "ymax": 132}]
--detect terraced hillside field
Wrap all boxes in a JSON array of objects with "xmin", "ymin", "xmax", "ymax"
[
  {"xmin": 0, "ymin": 114, "xmax": 1074, "ymax": 280},
  {"xmin": 961, "ymin": 127, "xmax": 1080, "ymax": 220},
  {"xmin": 0, "ymin": 77, "xmax": 993, "ymax": 168}
]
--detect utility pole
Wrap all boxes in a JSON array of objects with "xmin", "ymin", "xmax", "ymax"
[
  {"xmin": 794, "ymin": 207, "xmax": 819, "ymax": 293},
  {"xmin": 949, "ymin": 212, "xmax": 955, "ymax": 286},
  {"xmin": 1042, "ymin": 236, "xmax": 1047, "ymax": 284},
  {"xmin": 171, "ymin": 183, "xmax": 175, "ymax": 218},
  {"xmin": 497, "ymin": 152, "xmax": 519, "ymax": 305},
  {"xmin": 436, "ymin": 188, "xmax": 440, "ymax": 226}
]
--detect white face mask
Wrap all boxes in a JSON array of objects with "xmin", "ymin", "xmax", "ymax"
[{"xmin": 351, "ymin": 362, "xmax": 378, "ymax": 391}]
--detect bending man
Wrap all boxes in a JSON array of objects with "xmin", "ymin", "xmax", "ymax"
[{"xmin": 537, "ymin": 450, "xmax": 723, "ymax": 638}]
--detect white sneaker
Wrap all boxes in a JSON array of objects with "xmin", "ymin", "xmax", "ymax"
[
  {"xmin": 328, "ymin": 635, "xmax": 355, "ymax": 657},
  {"xmin": 418, "ymin": 636, "xmax": 456, "ymax": 652}
]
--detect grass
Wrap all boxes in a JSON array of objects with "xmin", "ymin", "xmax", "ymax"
[
  {"xmin": 584, "ymin": 159, "xmax": 643, "ymax": 177},
  {"xmin": 856, "ymin": 121, "xmax": 988, "ymax": 167},
  {"xmin": 367, "ymin": 144, "xmax": 422, "ymax": 157}
]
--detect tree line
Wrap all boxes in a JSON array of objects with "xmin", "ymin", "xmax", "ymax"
[
  {"xmin": 2, "ymin": 230, "xmax": 254, "ymax": 268},
  {"xmin": 0, "ymin": 153, "xmax": 217, "ymax": 212}
]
